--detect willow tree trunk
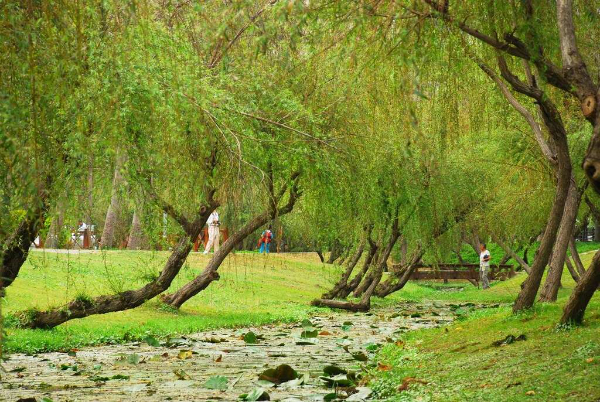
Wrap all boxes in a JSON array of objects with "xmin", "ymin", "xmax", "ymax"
[
  {"xmin": 513, "ymin": 130, "xmax": 572, "ymax": 313},
  {"xmin": 313, "ymin": 220, "xmax": 400, "ymax": 312},
  {"xmin": 561, "ymin": 250, "xmax": 600, "ymax": 324},
  {"xmin": 564, "ymin": 257, "xmax": 580, "ymax": 282},
  {"xmin": 22, "ymin": 235, "xmax": 195, "ymax": 329},
  {"xmin": 493, "ymin": 235, "xmax": 531, "ymax": 274},
  {"xmin": 374, "ymin": 250, "xmax": 424, "ymax": 297},
  {"xmin": 326, "ymin": 240, "xmax": 343, "ymax": 264},
  {"xmin": 336, "ymin": 245, "xmax": 378, "ymax": 299},
  {"xmin": 1, "ymin": 182, "xmax": 51, "ymax": 290},
  {"xmin": 161, "ymin": 189, "xmax": 299, "ymax": 309},
  {"xmin": 19, "ymin": 204, "xmax": 215, "ymax": 329},
  {"xmin": 320, "ymin": 239, "xmax": 365, "ymax": 300},
  {"xmin": 316, "ymin": 250, "xmax": 325, "ymax": 263},
  {"xmin": 569, "ymin": 238, "xmax": 586, "ymax": 277},
  {"xmin": 100, "ymin": 153, "xmax": 126, "ymax": 249},
  {"xmin": 337, "ymin": 248, "xmax": 350, "ymax": 266},
  {"xmin": 353, "ymin": 265, "xmax": 378, "ymax": 298},
  {"xmin": 161, "ymin": 212, "xmax": 271, "ymax": 308},
  {"xmin": 539, "ymin": 179, "xmax": 582, "ymax": 302},
  {"xmin": 127, "ymin": 207, "xmax": 143, "ymax": 250},
  {"xmin": 312, "ymin": 261, "xmax": 385, "ymax": 312}
]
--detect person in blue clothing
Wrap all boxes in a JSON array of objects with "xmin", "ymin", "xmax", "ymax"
[{"xmin": 259, "ymin": 227, "xmax": 274, "ymax": 254}]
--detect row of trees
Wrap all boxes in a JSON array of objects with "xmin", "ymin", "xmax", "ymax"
[
  {"xmin": 1, "ymin": 0, "xmax": 599, "ymax": 331},
  {"xmin": 310, "ymin": 0, "xmax": 600, "ymax": 325}
]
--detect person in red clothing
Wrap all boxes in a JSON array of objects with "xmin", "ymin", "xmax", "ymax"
[{"xmin": 259, "ymin": 227, "xmax": 274, "ymax": 253}]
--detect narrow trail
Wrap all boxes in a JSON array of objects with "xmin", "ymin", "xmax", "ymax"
[{"xmin": 0, "ymin": 301, "xmax": 478, "ymax": 402}]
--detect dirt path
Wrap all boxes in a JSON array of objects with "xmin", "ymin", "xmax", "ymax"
[{"xmin": 1, "ymin": 302, "xmax": 470, "ymax": 402}]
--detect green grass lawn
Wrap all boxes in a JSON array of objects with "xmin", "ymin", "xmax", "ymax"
[
  {"xmin": 369, "ymin": 250, "xmax": 600, "ymax": 401},
  {"xmin": 2, "ymin": 250, "xmax": 343, "ymax": 354},
  {"xmin": 2, "ymin": 247, "xmax": 600, "ymax": 401}
]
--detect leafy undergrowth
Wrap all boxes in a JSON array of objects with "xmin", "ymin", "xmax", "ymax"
[
  {"xmin": 369, "ymin": 252, "xmax": 600, "ymax": 401},
  {"xmin": 2, "ymin": 251, "xmax": 340, "ymax": 354}
]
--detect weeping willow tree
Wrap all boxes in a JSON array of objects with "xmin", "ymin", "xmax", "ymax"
[{"xmin": 9, "ymin": 0, "xmax": 351, "ymax": 328}]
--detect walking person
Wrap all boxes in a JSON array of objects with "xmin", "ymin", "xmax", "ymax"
[
  {"xmin": 203, "ymin": 210, "xmax": 220, "ymax": 254},
  {"xmin": 259, "ymin": 227, "xmax": 274, "ymax": 254},
  {"xmin": 479, "ymin": 243, "xmax": 491, "ymax": 289}
]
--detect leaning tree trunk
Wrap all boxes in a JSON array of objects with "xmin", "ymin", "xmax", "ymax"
[
  {"xmin": 564, "ymin": 257, "xmax": 580, "ymax": 282},
  {"xmin": 100, "ymin": 153, "xmax": 126, "ymax": 248},
  {"xmin": 18, "ymin": 204, "xmax": 215, "ymax": 329},
  {"xmin": 539, "ymin": 179, "xmax": 582, "ymax": 302},
  {"xmin": 513, "ymin": 126, "xmax": 572, "ymax": 313},
  {"xmin": 374, "ymin": 249, "xmax": 424, "ymax": 297},
  {"xmin": 316, "ymin": 250, "xmax": 325, "ymax": 263},
  {"xmin": 161, "ymin": 187, "xmax": 299, "ymax": 309},
  {"xmin": 312, "ymin": 256, "xmax": 386, "ymax": 312},
  {"xmin": 569, "ymin": 237, "xmax": 586, "ymax": 277},
  {"xmin": 320, "ymin": 237, "xmax": 366, "ymax": 300},
  {"xmin": 336, "ymin": 248, "xmax": 350, "ymax": 266},
  {"xmin": 313, "ymin": 218, "xmax": 400, "ymax": 312},
  {"xmin": 492, "ymin": 235, "xmax": 531, "ymax": 274},
  {"xmin": 326, "ymin": 240, "xmax": 343, "ymax": 264},
  {"xmin": 353, "ymin": 264, "xmax": 379, "ymax": 298},
  {"xmin": 161, "ymin": 212, "xmax": 271, "ymax": 308},
  {"xmin": 127, "ymin": 206, "xmax": 143, "ymax": 250},
  {"xmin": 336, "ymin": 244, "xmax": 379, "ymax": 299},
  {"xmin": 1, "ymin": 181, "xmax": 51, "ymax": 291},
  {"xmin": 560, "ymin": 250, "xmax": 600, "ymax": 324}
]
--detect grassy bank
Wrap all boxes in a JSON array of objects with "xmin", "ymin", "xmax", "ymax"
[
  {"xmin": 2, "ymin": 250, "xmax": 342, "ymax": 354},
  {"xmin": 369, "ymin": 250, "xmax": 600, "ymax": 401}
]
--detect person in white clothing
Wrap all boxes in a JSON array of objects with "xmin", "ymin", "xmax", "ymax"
[
  {"xmin": 479, "ymin": 243, "xmax": 491, "ymax": 289},
  {"xmin": 204, "ymin": 210, "xmax": 220, "ymax": 254}
]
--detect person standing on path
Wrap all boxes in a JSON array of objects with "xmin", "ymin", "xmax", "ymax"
[
  {"xmin": 259, "ymin": 227, "xmax": 274, "ymax": 254},
  {"xmin": 479, "ymin": 243, "xmax": 491, "ymax": 289},
  {"xmin": 203, "ymin": 210, "xmax": 220, "ymax": 254}
]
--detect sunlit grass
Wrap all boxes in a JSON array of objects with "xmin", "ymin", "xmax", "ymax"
[
  {"xmin": 370, "ymin": 251, "xmax": 600, "ymax": 401},
  {"xmin": 3, "ymin": 250, "xmax": 342, "ymax": 353}
]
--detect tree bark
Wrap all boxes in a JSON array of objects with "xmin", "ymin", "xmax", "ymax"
[
  {"xmin": 100, "ymin": 153, "xmax": 126, "ymax": 248},
  {"xmin": 1, "ymin": 181, "xmax": 51, "ymax": 290},
  {"xmin": 316, "ymin": 250, "xmax": 324, "ymax": 263},
  {"xmin": 564, "ymin": 256, "xmax": 580, "ymax": 283},
  {"xmin": 336, "ymin": 246, "xmax": 351, "ymax": 265},
  {"xmin": 18, "ymin": 203, "xmax": 216, "ymax": 329},
  {"xmin": 326, "ymin": 240, "xmax": 343, "ymax": 264},
  {"xmin": 374, "ymin": 248, "xmax": 424, "ymax": 297},
  {"xmin": 312, "ymin": 252, "xmax": 386, "ymax": 312},
  {"xmin": 569, "ymin": 237, "xmax": 586, "ymax": 277},
  {"xmin": 539, "ymin": 179, "xmax": 582, "ymax": 302},
  {"xmin": 560, "ymin": 250, "xmax": 600, "ymax": 324},
  {"xmin": 336, "ymin": 242, "xmax": 379, "ymax": 299},
  {"xmin": 313, "ymin": 217, "xmax": 400, "ymax": 312},
  {"xmin": 492, "ymin": 235, "xmax": 531, "ymax": 274},
  {"xmin": 127, "ymin": 206, "xmax": 143, "ymax": 250},
  {"xmin": 499, "ymin": 54, "xmax": 574, "ymax": 313},
  {"xmin": 320, "ymin": 235, "xmax": 366, "ymax": 300},
  {"xmin": 513, "ymin": 146, "xmax": 571, "ymax": 312},
  {"xmin": 353, "ymin": 220, "xmax": 401, "ymax": 298}
]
